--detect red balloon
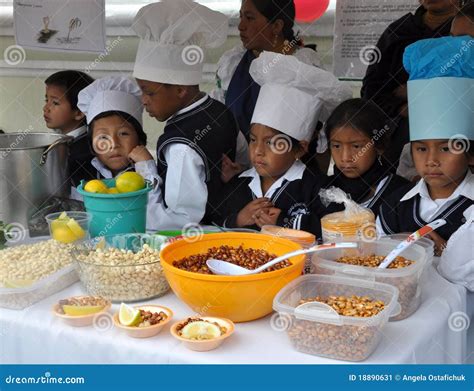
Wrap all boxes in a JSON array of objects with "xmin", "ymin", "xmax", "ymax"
[{"xmin": 295, "ymin": 0, "xmax": 330, "ymax": 23}]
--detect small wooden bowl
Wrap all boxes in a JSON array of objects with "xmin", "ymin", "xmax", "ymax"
[
  {"xmin": 170, "ymin": 316, "xmax": 235, "ymax": 352},
  {"xmin": 52, "ymin": 297, "xmax": 111, "ymax": 327},
  {"xmin": 113, "ymin": 305, "xmax": 173, "ymax": 338}
]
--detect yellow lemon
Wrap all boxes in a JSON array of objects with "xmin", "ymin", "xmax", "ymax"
[
  {"xmin": 62, "ymin": 305, "xmax": 105, "ymax": 316},
  {"xmin": 3, "ymin": 278, "xmax": 35, "ymax": 288},
  {"xmin": 66, "ymin": 219, "xmax": 86, "ymax": 240},
  {"xmin": 50, "ymin": 213, "xmax": 86, "ymax": 243},
  {"xmin": 115, "ymin": 172, "xmax": 145, "ymax": 193},
  {"xmin": 181, "ymin": 321, "xmax": 222, "ymax": 340},
  {"xmin": 51, "ymin": 225, "xmax": 78, "ymax": 244},
  {"xmin": 107, "ymin": 187, "xmax": 119, "ymax": 194},
  {"xmin": 84, "ymin": 179, "xmax": 108, "ymax": 194}
]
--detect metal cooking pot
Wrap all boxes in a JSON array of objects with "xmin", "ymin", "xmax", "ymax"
[{"xmin": 0, "ymin": 132, "xmax": 73, "ymax": 229}]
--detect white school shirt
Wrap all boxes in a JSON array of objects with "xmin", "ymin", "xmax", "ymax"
[
  {"xmin": 147, "ymin": 95, "xmax": 210, "ymax": 230},
  {"xmin": 239, "ymin": 160, "xmax": 306, "ymax": 199},
  {"xmin": 376, "ymin": 170, "xmax": 474, "ymax": 234},
  {"xmin": 64, "ymin": 125, "xmax": 87, "ymax": 140},
  {"xmin": 438, "ymin": 205, "xmax": 474, "ymax": 291}
]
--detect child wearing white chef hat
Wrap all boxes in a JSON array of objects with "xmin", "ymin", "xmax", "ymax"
[
  {"xmin": 132, "ymin": 0, "xmax": 242, "ymax": 230},
  {"xmin": 75, "ymin": 76, "xmax": 161, "ymax": 229},
  {"xmin": 215, "ymin": 52, "xmax": 351, "ymax": 237}
]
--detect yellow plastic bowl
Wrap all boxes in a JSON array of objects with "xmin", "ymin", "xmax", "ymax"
[{"xmin": 160, "ymin": 233, "xmax": 305, "ymax": 323}]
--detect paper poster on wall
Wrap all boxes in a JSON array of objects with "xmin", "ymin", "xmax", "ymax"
[
  {"xmin": 13, "ymin": 0, "xmax": 106, "ymax": 53},
  {"xmin": 333, "ymin": 0, "xmax": 419, "ymax": 79}
]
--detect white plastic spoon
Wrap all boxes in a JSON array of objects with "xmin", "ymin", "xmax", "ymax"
[
  {"xmin": 206, "ymin": 242, "xmax": 358, "ymax": 276},
  {"xmin": 378, "ymin": 219, "xmax": 446, "ymax": 269}
]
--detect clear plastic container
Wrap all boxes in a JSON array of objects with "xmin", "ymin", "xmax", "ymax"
[
  {"xmin": 273, "ymin": 274, "xmax": 400, "ymax": 361},
  {"xmin": 45, "ymin": 211, "xmax": 91, "ymax": 243},
  {"xmin": 0, "ymin": 265, "xmax": 78, "ymax": 310},
  {"xmin": 310, "ymin": 238, "xmax": 429, "ymax": 320},
  {"xmin": 261, "ymin": 225, "xmax": 315, "ymax": 274}
]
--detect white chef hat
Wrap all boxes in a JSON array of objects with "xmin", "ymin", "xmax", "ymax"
[
  {"xmin": 250, "ymin": 52, "xmax": 352, "ymax": 141},
  {"xmin": 78, "ymin": 76, "xmax": 143, "ymax": 125},
  {"xmin": 132, "ymin": 0, "xmax": 228, "ymax": 86}
]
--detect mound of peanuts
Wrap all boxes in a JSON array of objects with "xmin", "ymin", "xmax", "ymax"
[
  {"xmin": 331, "ymin": 254, "xmax": 417, "ymax": 320},
  {"xmin": 137, "ymin": 309, "xmax": 168, "ymax": 328},
  {"xmin": 299, "ymin": 295, "xmax": 385, "ymax": 317},
  {"xmin": 172, "ymin": 245, "xmax": 287, "ymax": 274},
  {"xmin": 287, "ymin": 295, "xmax": 387, "ymax": 361},
  {"xmin": 335, "ymin": 254, "xmax": 414, "ymax": 269}
]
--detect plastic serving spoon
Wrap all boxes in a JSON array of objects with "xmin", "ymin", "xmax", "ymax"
[
  {"xmin": 378, "ymin": 219, "xmax": 447, "ymax": 269},
  {"xmin": 206, "ymin": 242, "xmax": 358, "ymax": 276}
]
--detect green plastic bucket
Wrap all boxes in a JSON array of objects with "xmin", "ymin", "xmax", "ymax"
[{"xmin": 77, "ymin": 179, "xmax": 152, "ymax": 237}]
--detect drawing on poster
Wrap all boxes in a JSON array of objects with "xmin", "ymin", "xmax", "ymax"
[
  {"xmin": 37, "ymin": 16, "xmax": 57, "ymax": 44},
  {"xmin": 56, "ymin": 17, "xmax": 82, "ymax": 45}
]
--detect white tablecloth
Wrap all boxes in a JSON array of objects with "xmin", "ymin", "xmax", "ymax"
[{"xmin": 0, "ymin": 264, "xmax": 469, "ymax": 364}]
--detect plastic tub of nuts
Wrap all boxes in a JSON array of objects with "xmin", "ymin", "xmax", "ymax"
[
  {"xmin": 273, "ymin": 274, "xmax": 400, "ymax": 361},
  {"xmin": 0, "ymin": 238, "xmax": 79, "ymax": 310},
  {"xmin": 72, "ymin": 234, "xmax": 170, "ymax": 302},
  {"xmin": 310, "ymin": 238, "xmax": 429, "ymax": 321}
]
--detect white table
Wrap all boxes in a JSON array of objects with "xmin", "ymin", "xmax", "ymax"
[{"xmin": 0, "ymin": 264, "xmax": 469, "ymax": 364}]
